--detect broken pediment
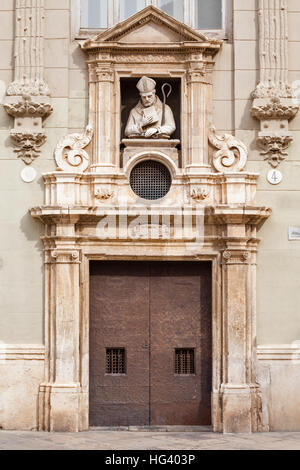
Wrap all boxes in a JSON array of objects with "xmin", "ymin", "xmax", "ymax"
[{"xmin": 83, "ymin": 5, "xmax": 221, "ymax": 51}]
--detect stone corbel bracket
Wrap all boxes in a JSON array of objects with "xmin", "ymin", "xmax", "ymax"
[
  {"xmin": 4, "ymin": 94, "xmax": 53, "ymax": 165},
  {"xmin": 251, "ymin": 95, "xmax": 299, "ymax": 168},
  {"xmin": 208, "ymin": 126, "xmax": 248, "ymax": 173}
]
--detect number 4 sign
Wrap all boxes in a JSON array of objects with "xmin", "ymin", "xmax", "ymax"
[{"xmin": 267, "ymin": 169, "xmax": 283, "ymax": 185}]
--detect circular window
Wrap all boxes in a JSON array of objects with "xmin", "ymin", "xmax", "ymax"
[{"xmin": 129, "ymin": 160, "xmax": 172, "ymax": 200}]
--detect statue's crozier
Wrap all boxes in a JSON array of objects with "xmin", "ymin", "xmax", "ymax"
[{"xmin": 125, "ymin": 76, "xmax": 176, "ymax": 139}]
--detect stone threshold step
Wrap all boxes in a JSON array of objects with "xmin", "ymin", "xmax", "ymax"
[{"xmin": 89, "ymin": 426, "xmax": 213, "ymax": 432}]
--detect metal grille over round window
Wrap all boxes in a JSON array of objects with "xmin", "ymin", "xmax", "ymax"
[
  {"xmin": 130, "ymin": 160, "xmax": 172, "ymax": 200},
  {"xmin": 175, "ymin": 349, "xmax": 195, "ymax": 375},
  {"xmin": 106, "ymin": 348, "xmax": 126, "ymax": 374}
]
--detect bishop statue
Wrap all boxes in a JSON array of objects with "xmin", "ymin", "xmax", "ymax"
[{"xmin": 125, "ymin": 76, "xmax": 176, "ymax": 139}]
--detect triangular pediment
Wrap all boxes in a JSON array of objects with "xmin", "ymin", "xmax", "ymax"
[{"xmin": 83, "ymin": 6, "xmax": 210, "ymax": 48}]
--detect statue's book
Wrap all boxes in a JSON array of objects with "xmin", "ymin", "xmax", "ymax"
[{"xmin": 142, "ymin": 106, "xmax": 159, "ymax": 127}]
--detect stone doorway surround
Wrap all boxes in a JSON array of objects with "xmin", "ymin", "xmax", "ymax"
[{"xmin": 30, "ymin": 7, "xmax": 271, "ymax": 433}]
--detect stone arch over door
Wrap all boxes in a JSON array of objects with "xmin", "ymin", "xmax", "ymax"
[{"xmin": 31, "ymin": 6, "xmax": 271, "ymax": 433}]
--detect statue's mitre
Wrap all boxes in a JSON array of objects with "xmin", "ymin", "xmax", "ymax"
[{"xmin": 136, "ymin": 76, "xmax": 156, "ymax": 93}]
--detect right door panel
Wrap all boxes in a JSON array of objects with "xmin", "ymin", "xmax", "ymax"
[{"xmin": 149, "ymin": 262, "xmax": 212, "ymax": 425}]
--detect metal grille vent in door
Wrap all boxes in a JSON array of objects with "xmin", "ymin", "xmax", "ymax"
[
  {"xmin": 106, "ymin": 348, "xmax": 126, "ymax": 374},
  {"xmin": 129, "ymin": 160, "xmax": 172, "ymax": 200},
  {"xmin": 175, "ymin": 349, "xmax": 195, "ymax": 375}
]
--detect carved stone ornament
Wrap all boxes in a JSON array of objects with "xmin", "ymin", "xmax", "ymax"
[
  {"xmin": 10, "ymin": 130, "xmax": 47, "ymax": 165},
  {"xmin": 50, "ymin": 250, "xmax": 80, "ymax": 264},
  {"xmin": 128, "ymin": 223, "xmax": 170, "ymax": 240},
  {"xmin": 95, "ymin": 187, "xmax": 114, "ymax": 200},
  {"xmin": 54, "ymin": 126, "xmax": 93, "ymax": 173},
  {"xmin": 4, "ymin": 95, "xmax": 53, "ymax": 165},
  {"xmin": 257, "ymin": 133, "xmax": 293, "ymax": 168},
  {"xmin": 4, "ymin": 95, "xmax": 53, "ymax": 119},
  {"xmin": 6, "ymin": 79, "xmax": 50, "ymax": 98},
  {"xmin": 208, "ymin": 126, "xmax": 248, "ymax": 173},
  {"xmin": 4, "ymin": 94, "xmax": 53, "ymax": 165},
  {"xmin": 251, "ymin": 0, "xmax": 299, "ymax": 167},
  {"xmin": 222, "ymin": 250, "xmax": 250, "ymax": 264},
  {"xmin": 251, "ymin": 96, "xmax": 299, "ymax": 121},
  {"xmin": 4, "ymin": 1, "xmax": 53, "ymax": 165},
  {"xmin": 4, "ymin": 96, "xmax": 53, "ymax": 165},
  {"xmin": 190, "ymin": 187, "xmax": 210, "ymax": 201},
  {"xmin": 252, "ymin": 83, "xmax": 294, "ymax": 100}
]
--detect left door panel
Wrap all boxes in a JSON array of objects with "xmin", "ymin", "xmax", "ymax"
[{"xmin": 89, "ymin": 261, "xmax": 150, "ymax": 426}]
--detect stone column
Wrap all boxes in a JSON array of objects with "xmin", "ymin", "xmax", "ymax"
[
  {"xmin": 38, "ymin": 218, "xmax": 85, "ymax": 432},
  {"xmin": 4, "ymin": 0, "xmax": 52, "ymax": 165},
  {"xmin": 89, "ymin": 59, "xmax": 116, "ymax": 173},
  {"xmin": 220, "ymin": 229, "xmax": 262, "ymax": 433},
  {"xmin": 185, "ymin": 57, "xmax": 213, "ymax": 173}
]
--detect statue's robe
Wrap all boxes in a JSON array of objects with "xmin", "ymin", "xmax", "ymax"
[{"xmin": 125, "ymin": 96, "xmax": 176, "ymax": 138}]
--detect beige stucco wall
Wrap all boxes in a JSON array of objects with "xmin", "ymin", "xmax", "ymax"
[{"xmin": 0, "ymin": 0, "xmax": 300, "ymax": 431}]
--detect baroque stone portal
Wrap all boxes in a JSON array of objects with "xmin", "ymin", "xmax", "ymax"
[{"xmin": 31, "ymin": 6, "xmax": 271, "ymax": 434}]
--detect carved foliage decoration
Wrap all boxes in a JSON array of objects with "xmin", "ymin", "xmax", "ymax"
[
  {"xmin": 4, "ymin": 96, "xmax": 53, "ymax": 119},
  {"xmin": 208, "ymin": 126, "xmax": 248, "ymax": 173},
  {"xmin": 190, "ymin": 187, "xmax": 210, "ymax": 201},
  {"xmin": 54, "ymin": 126, "xmax": 93, "ymax": 173},
  {"xmin": 251, "ymin": 96, "xmax": 299, "ymax": 122},
  {"xmin": 95, "ymin": 187, "xmax": 114, "ymax": 201},
  {"xmin": 4, "ymin": 95, "xmax": 53, "ymax": 165}
]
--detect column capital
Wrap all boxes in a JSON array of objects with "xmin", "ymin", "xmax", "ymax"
[{"xmin": 95, "ymin": 65, "xmax": 115, "ymax": 83}]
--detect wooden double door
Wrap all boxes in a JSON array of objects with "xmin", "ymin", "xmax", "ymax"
[{"xmin": 89, "ymin": 261, "xmax": 212, "ymax": 427}]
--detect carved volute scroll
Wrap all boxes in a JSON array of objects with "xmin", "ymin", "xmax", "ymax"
[
  {"xmin": 208, "ymin": 126, "xmax": 248, "ymax": 173},
  {"xmin": 54, "ymin": 126, "xmax": 94, "ymax": 173},
  {"xmin": 4, "ymin": 0, "xmax": 52, "ymax": 165}
]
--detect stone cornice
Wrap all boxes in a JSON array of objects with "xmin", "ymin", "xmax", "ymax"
[
  {"xmin": 31, "ymin": 204, "xmax": 271, "ymax": 229},
  {"xmin": 84, "ymin": 42, "xmax": 221, "ymax": 55}
]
